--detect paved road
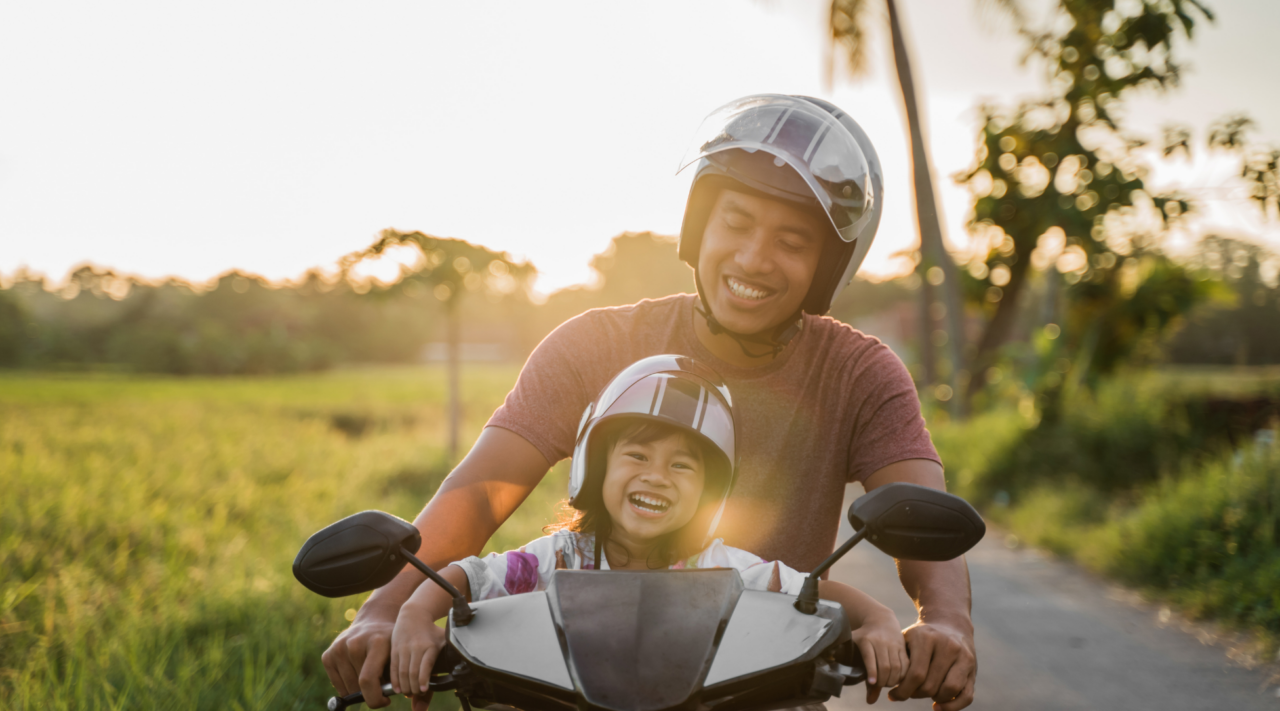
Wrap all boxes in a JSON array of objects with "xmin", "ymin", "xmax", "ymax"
[{"xmin": 825, "ymin": 484, "xmax": 1279, "ymax": 711}]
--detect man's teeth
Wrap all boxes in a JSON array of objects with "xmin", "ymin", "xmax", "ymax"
[
  {"xmin": 630, "ymin": 493, "xmax": 670, "ymax": 513},
  {"xmin": 728, "ymin": 278, "xmax": 769, "ymax": 301}
]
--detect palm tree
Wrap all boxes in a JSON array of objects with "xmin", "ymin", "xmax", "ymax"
[{"xmin": 829, "ymin": 0, "xmax": 973, "ymax": 416}]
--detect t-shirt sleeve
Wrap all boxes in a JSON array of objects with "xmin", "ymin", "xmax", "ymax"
[
  {"xmin": 845, "ymin": 342, "xmax": 941, "ymax": 483},
  {"xmin": 455, "ymin": 533, "xmax": 570, "ymax": 601},
  {"xmin": 486, "ymin": 312, "xmax": 604, "ymax": 465}
]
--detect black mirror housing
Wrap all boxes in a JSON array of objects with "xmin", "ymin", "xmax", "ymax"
[
  {"xmin": 293, "ymin": 511, "xmax": 422, "ymax": 598},
  {"xmin": 848, "ymin": 483, "xmax": 985, "ymax": 562}
]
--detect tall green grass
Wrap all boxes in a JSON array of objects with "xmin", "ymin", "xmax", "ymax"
[{"xmin": 0, "ymin": 367, "xmax": 568, "ymax": 710}]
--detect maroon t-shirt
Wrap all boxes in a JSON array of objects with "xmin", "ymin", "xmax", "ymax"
[{"xmin": 487, "ymin": 294, "xmax": 940, "ymax": 573}]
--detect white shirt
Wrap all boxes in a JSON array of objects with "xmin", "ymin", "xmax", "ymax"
[{"xmin": 455, "ymin": 530, "xmax": 808, "ymax": 601}]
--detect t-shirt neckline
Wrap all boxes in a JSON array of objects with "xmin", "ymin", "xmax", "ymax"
[{"xmin": 678, "ymin": 295, "xmax": 809, "ymax": 381}]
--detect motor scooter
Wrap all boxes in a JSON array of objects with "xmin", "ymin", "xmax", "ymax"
[{"xmin": 294, "ymin": 482, "xmax": 985, "ymax": 711}]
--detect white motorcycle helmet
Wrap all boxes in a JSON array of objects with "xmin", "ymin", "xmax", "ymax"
[
  {"xmin": 569, "ymin": 355, "xmax": 737, "ymax": 547},
  {"xmin": 676, "ymin": 94, "xmax": 884, "ymax": 345}
]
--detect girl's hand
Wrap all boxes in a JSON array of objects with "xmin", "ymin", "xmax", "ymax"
[
  {"xmin": 389, "ymin": 601, "xmax": 448, "ymax": 710},
  {"xmin": 851, "ymin": 609, "xmax": 908, "ymax": 704}
]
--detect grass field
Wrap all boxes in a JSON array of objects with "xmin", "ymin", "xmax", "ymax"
[{"xmin": 0, "ymin": 366, "xmax": 568, "ymax": 710}]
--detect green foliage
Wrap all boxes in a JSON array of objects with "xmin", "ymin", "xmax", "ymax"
[
  {"xmin": 2, "ymin": 268, "xmax": 448, "ymax": 375},
  {"xmin": 349, "ymin": 229, "xmax": 537, "ymax": 309},
  {"xmin": 955, "ymin": 0, "xmax": 1213, "ymax": 393},
  {"xmin": 1092, "ymin": 439, "xmax": 1280, "ymax": 645},
  {"xmin": 1197, "ymin": 114, "xmax": 1280, "ymax": 218},
  {"xmin": 967, "ymin": 374, "xmax": 1279, "ymax": 500},
  {"xmin": 0, "ymin": 367, "xmax": 569, "ymax": 710},
  {"xmin": 928, "ymin": 405, "xmax": 1028, "ymax": 503},
  {"xmin": 934, "ymin": 368, "xmax": 1280, "ymax": 653},
  {"xmin": 534, "ymin": 232, "xmax": 696, "ymax": 337},
  {"xmin": 1166, "ymin": 237, "xmax": 1280, "ymax": 365},
  {"xmin": 0, "ymin": 288, "xmax": 33, "ymax": 367},
  {"xmin": 1062, "ymin": 253, "xmax": 1225, "ymax": 383},
  {"xmin": 1, "ymin": 232, "xmax": 702, "ymax": 376}
]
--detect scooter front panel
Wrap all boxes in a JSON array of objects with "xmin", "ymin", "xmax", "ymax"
[
  {"xmin": 548, "ymin": 569, "xmax": 743, "ymax": 711},
  {"xmin": 703, "ymin": 593, "xmax": 840, "ymax": 687},
  {"xmin": 450, "ymin": 592, "xmax": 574, "ymax": 690}
]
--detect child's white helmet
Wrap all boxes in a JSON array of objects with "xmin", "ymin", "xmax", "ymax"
[{"xmin": 569, "ymin": 355, "xmax": 737, "ymax": 543}]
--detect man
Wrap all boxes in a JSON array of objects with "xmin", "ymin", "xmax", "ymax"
[{"xmin": 324, "ymin": 94, "xmax": 977, "ymax": 710}]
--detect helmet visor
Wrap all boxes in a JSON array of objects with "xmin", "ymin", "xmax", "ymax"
[{"xmin": 677, "ymin": 94, "xmax": 876, "ymax": 243}]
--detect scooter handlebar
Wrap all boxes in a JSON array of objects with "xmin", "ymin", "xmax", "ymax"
[
  {"xmin": 326, "ymin": 651, "xmax": 460, "ymax": 710},
  {"xmin": 328, "ymin": 683, "xmax": 394, "ymax": 711}
]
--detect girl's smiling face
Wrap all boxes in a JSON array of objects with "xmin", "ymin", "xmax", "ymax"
[{"xmin": 600, "ymin": 428, "xmax": 707, "ymax": 556}]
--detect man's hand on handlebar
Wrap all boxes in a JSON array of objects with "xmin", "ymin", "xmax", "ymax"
[
  {"xmin": 323, "ymin": 612, "xmax": 397, "ymax": 709},
  {"xmin": 890, "ymin": 618, "xmax": 977, "ymax": 711}
]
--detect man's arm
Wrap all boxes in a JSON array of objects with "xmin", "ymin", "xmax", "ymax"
[
  {"xmin": 321, "ymin": 426, "xmax": 552, "ymax": 708},
  {"xmin": 862, "ymin": 458, "xmax": 976, "ymax": 711}
]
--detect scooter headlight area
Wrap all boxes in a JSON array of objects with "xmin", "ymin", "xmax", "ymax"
[
  {"xmin": 444, "ymin": 568, "xmax": 860, "ymax": 711},
  {"xmin": 296, "ymin": 483, "xmax": 985, "ymax": 711}
]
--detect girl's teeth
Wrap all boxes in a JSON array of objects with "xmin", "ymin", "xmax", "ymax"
[
  {"xmin": 728, "ymin": 278, "xmax": 767, "ymax": 301},
  {"xmin": 630, "ymin": 493, "xmax": 670, "ymax": 512}
]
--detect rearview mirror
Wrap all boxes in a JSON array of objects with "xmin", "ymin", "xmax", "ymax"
[
  {"xmin": 293, "ymin": 510, "xmax": 422, "ymax": 598},
  {"xmin": 848, "ymin": 483, "xmax": 985, "ymax": 561}
]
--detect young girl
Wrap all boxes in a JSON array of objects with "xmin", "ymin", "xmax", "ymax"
[{"xmin": 389, "ymin": 356, "xmax": 907, "ymax": 708}]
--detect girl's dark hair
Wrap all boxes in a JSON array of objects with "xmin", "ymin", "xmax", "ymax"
[{"xmin": 546, "ymin": 417, "xmax": 730, "ymax": 569}]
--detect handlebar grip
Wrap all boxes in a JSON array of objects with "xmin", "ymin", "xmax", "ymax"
[
  {"xmin": 326, "ymin": 650, "xmax": 461, "ymax": 710},
  {"xmin": 836, "ymin": 639, "xmax": 868, "ymax": 686},
  {"xmin": 327, "ymin": 682, "xmax": 393, "ymax": 711}
]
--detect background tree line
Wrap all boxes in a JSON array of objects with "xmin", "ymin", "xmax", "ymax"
[{"xmin": 1, "ymin": 228, "xmax": 1276, "ymax": 376}]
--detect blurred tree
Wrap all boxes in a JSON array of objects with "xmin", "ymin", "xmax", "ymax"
[
  {"xmin": 830, "ymin": 0, "xmax": 968, "ymax": 415},
  {"xmin": 1166, "ymin": 113, "xmax": 1280, "ymax": 222},
  {"xmin": 0, "ymin": 288, "xmax": 32, "ymax": 367},
  {"xmin": 1166, "ymin": 237, "xmax": 1280, "ymax": 365},
  {"xmin": 536, "ymin": 232, "xmax": 694, "ymax": 341},
  {"xmin": 348, "ymin": 229, "xmax": 537, "ymax": 462},
  {"xmin": 0, "ymin": 264, "xmax": 444, "ymax": 376},
  {"xmin": 588, "ymin": 232, "xmax": 695, "ymax": 303},
  {"xmin": 954, "ymin": 0, "xmax": 1214, "ymax": 404},
  {"xmin": 1061, "ymin": 253, "xmax": 1221, "ymax": 387}
]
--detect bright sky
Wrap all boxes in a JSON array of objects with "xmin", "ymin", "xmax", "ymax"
[{"xmin": 2, "ymin": 0, "xmax": 1277, "ymax": 293}]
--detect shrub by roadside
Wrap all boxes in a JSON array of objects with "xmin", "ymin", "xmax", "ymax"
[
  {"xmin": 1092, "ymin": 437, "xmax": 1280, "ymax": 652},
  {"xmin": 933, "ymin": 372, "xmax": 1280, "ymax": 656}
]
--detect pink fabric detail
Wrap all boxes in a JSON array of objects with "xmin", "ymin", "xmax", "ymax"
[{"xmin": 504, "ymin": 551, "xmax": 540, "ymax": 594}]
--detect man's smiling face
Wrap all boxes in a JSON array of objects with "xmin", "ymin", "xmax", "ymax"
[{"xmin": 697, "ymin": 188, "xmax": 827, "ymax": 336}]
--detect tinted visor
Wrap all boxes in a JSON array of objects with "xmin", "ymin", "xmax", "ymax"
[{"xmin": 678, "ymin": 94, "xmax": 875, "ymax": 242}]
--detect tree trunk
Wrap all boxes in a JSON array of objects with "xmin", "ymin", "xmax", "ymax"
[
  {"xmin": 447, "ymin": 299, "xmax": 461, "ymax": 463},
  {"xmin": 1041, "ymin": 269, "xmax": 1061, "ymax": 327},
  {"xmin": 966, "ymin": 255, "xmax": 1031, "ymax": 401},
  {"xmin": 918, "ymin": 278, "xmax": 937, "ymax": 387},
  {"xmin": 885, "ymin": 0, "xmax": 967, "ymax": 417}
]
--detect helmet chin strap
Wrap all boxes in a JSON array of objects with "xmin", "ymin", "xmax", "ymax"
[{"xmin": 693, "ymin": 271, "xmax": 801, "ymax": 360}]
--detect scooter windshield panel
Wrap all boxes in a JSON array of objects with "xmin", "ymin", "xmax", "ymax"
[
  {"xmin": 449, "ymin": 592, "xmax": 573, "ymax": 690},
  {"xmin": 547, "ymin": 570, "xmax": 743, "ymax": 711}
]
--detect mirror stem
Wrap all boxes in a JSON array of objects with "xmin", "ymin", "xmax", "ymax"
[
  {"xmin": 794, "ymin": 527, "xmax": 866, "ymax": 614},
  {"xmin": 399, "ymin": 545, "xmax": 475, "ymax": 626}
]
